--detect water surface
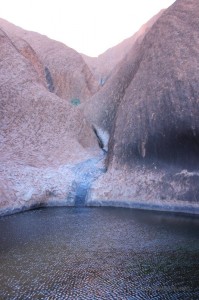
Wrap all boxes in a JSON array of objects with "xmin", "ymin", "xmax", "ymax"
[{"xmin": 0, "ymin": 207, "xmax": 199, "ymax": 299}]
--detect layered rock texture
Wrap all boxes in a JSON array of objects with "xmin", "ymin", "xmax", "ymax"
[
  {"xmin": 85, "ymin": 0, "xmax": 199, "ymax": 213},
  {"xmin": 1, "ymin": 0, "xmax": 199, "ymax": 215}
]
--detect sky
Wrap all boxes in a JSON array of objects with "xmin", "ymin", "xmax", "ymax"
[{"xmin": 0, "ymin": 0, "xmax": 175, "ymax": 57}]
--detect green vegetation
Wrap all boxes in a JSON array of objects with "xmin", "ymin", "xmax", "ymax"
[{"xmin": 71, "ymin": 98, "xmax": 81, "ymax": 106}]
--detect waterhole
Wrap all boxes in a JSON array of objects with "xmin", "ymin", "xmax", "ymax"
[{"xmin": 0, "ymin": 207, "xmax": 198, "ymax": 299}]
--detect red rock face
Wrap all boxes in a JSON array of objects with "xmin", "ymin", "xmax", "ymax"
[
  {"xmin": 84, "ymin": 11, "xmax": 164, "ymax": 144},
  {"xmin": 11, "ymin": 36, "xmax": 47, "ymax": 87},
  {"xmin": 0, "ymin": 18, "xmax": 98, "ymax": 103},
  {"xmin": 0, "ymin": 28, "xmax": 98, "ymax": 166},
  {"xmin": 110, "ymin": 0, "xmax": 199, "ymax": 168},
  {"xmin": 84, "ymin": 0, "xmax": 199, "ymax": 210},
  {"xmin": 1, "ymin": 0, "xmax": 199, "ymax": 215},
  {"xmin": 21, "ymin": 32, "xmax": 99, "ymax": 101},
  {"xmin": 0, "ymin": 27, "xmax": 100, "ymax": 214},
  {"xmin": 85, "ymin": 0, "xmax": 199, "ymax": 168}
]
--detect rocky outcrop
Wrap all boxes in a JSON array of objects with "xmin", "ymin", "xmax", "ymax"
[
  {"xmin": 84, "ymin": 11, "xmax": 164, "ymax": 146},
  {"xmin": 22, "ymin": 31, "xmax": 98, "ymax": 102},
  {"xmin": 0, "ymin": 27, "xmax": 101, "ymax": 215},
  {"xmin": 1, "ymin": 0, "xmax": 199, "ymax": 216},
  {"xmin": 0, "ymin": 18, "xmax": 98, "ymax": 103},
  {"xmin": 85, "ymin": 0, "xmax": 199, "ymax": 213}
]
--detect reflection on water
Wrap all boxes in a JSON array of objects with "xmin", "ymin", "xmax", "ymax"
[{"xmin": 0, "ymin": 207, "xmax": 199, "ymax": 299}]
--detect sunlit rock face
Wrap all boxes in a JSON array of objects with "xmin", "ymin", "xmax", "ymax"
[
  {"xmin": 0, "ymin": 28, "xmax": 100, "ymax": 214},
  {"xmin": 86, "ymin": 0, "xmax": 199, "ymax": 212}
]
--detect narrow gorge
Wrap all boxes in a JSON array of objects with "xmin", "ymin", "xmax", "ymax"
[
  {"xmin": 0, "ymin": 0, "xmax": 199, "ymax": 215},
  {"xmin": 0, "ymin": 0, "xmax": 199, "ymax": 299}
]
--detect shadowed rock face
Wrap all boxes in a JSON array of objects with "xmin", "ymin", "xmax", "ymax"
[
  {"xmin": 85, "ymin": 0, "xmax": 199, "ymax": 209},
  {"xmin": 84, "ymin": 11, "xmax": 164, "ymax": 145},
  {"xmin": 86, "ymin": 0, "xmax": 199, "ymax": 168},
  {"xmin": 110, "ymin": 0, "xmax": 199, "ymax": 169}
]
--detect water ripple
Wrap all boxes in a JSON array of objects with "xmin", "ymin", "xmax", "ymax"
[{"xmin": 0, "ymin": 207, "xmax": 198, "ymax": 299}]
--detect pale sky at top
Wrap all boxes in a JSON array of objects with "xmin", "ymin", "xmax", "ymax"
[{"xmin": 1, "ymin": 0, "xmax": 175, "ymax": 56}]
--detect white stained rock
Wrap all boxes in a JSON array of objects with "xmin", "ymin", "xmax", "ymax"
[
  {"xmin": 95, "ymin": 126, "xmax": 110, "ymax": 152},
  {"xmin": 21, "ymin": 187, "xmax": 35, "ymax": 202},
  {"xmin": 176, "ymin": 170, "xmax": 199, "ymax": 177}
]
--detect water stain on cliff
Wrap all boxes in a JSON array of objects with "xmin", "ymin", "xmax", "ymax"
[
  {"xmin": 67, "ymin": 154, "xmax": 106, "ymax": 207},
  {"xmin": 45, "ymin": 66, "xmax": 55, "ymax": 92}
]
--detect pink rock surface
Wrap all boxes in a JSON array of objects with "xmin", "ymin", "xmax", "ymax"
[
  {"xmin": 84, "ymin": 0, "xmax": 199, "ymax": 212},
  {"xmin": 0, "ymin": 18, "xmax": 98, "ymax": 102},
  {"xmin": 1, "ymin": 0, "xmax": 199, "ymax": 215},
  {"xmin": 0, "ymin": 27, "xmax": 100, "ymax": 214}
]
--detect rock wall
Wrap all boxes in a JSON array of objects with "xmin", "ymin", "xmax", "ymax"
[
  {"xmin": 1, "ymin": 0, "xmax": 199, "ymax": 215},
  {"xmin": 85, "ymin": 0, "xmax": 199, "ymax": 213},
  {"xmin": 0, "ymin": 18, "xmax": 98, "ymax": 103},
  {"xmin": 0, "ymin": 28, "xmax": 100, "ymax": 215}
]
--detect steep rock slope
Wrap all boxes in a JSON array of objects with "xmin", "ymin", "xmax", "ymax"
[
  {"xmin": 0, "ymin": 28, "xmax": 100, "ymax": 214},
  {"xmin": 110, "ymin": 0, "xmax": 199, "ymax": 168},
  {"xmin": 0, "ymin": 18, "xmax": 98, "ymax": 103},
  {"xmin": 82, "ymin": 10, "xmax": 164, "ymax": 85},
  {"xmin": 84, "ymin": 11, "xmax": 164, "ymax": 148},
  {"xmin": 86, "ymin": 0, "xmax": 199, "ymax": 213}
]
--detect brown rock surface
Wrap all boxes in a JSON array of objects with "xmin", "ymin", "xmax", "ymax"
[{"xmin": 85, "ymin": 0, "xmax": 199, "ymax": 211}]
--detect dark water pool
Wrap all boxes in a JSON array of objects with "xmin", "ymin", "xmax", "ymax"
[{"xmin": 0, "ymin": 207, "xmax": 199, "ymax": 299}]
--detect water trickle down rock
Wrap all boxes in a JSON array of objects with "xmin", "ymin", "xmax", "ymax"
[{"xmin": 67, "ymin": 153, "xmax": 106, "ymax": 206}]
